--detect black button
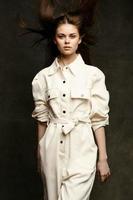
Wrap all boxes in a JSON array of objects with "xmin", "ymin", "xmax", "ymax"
[
  {"xmin": 48, "ymin": 95, "xmax": 50, "ymax": 98},
  {"xmin": 60, "ymin": 140, "xmax": 63, "ymax": 144},
  {"xmin": 62, "ymin": 125, "xmax": 64, "ymax": 128},
  {"xmin": 66, "ymin": 67, "xmax": 68, "ymax": 69},
  {"xmin": 63, "ymin": 110, "xmax": 66, "ymax": 114},
  {"xmin": 63, "ymin": 80, "xmax": 66, "ymax": 83},
  {"xmin": 63, "ymin": 94, "xmax": 66, "ymax": 97}
]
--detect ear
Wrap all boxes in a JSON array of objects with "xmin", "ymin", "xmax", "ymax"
[
  {"xmin": 79, "ymin": 34, "xmax": 85, "ymax": 44},
  {"xmin": 53, "ymin": 38, "xmax": 57, "ymax": 44},
  {"xmin": 78, "ymin": 37, "xmax": 82, "ymax": 44}
]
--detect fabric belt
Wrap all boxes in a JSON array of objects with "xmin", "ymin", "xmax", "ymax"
[{"xmin": 49, "ymin": 118, "xmax": 91, "ymax": 135}]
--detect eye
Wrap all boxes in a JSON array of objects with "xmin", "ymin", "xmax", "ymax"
[
  {"xmin": 57, "ymin": 35, "xmax": 65, "ymax": 39},
  {"xmin": 70, "ymin": 34, "xmax": 77, "ymax": 39}
]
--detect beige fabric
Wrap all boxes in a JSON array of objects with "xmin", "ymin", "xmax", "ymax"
[{"xmin": 31, "ymin": 54, "xmax": 110, "ymax": 200}]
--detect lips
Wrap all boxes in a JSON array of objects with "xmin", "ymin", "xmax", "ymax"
[
  {"xmin": 64, "ymin": 46, "xmax": 71, "ymax": 49},
  {"xmin": 64, "ymin": 46, "xmax": 71, "ymax": 51}
]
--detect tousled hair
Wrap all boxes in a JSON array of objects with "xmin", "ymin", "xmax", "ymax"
[{"xmin": 18, "ymin": 0, "xmax": 99, "ymax": 64}]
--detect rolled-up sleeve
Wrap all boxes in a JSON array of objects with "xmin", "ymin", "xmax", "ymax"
[
  {"xmin": 90, "ymin": 68, "xmax": 110, "ymax": 132},
  {"xmin": 31, "ymin": 72, "xmax": 49, "ymax": 123}
]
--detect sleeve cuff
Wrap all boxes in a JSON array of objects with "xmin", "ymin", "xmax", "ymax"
[
  {"xmin": 91, "ymin": 118, "xmax": 109, "ymax": 132},
  {"xmin": 31, "ymin": 104, "xmax": 49, "ymax": 123}
]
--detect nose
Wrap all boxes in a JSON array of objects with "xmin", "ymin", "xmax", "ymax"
[{"xmin": 65, "ymin": 36, "xmax": 70, "ymax": 44}]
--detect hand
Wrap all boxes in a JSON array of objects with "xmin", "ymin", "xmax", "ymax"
[
  {"xmin": 96, "ymin": 159, "xmax": 111, "ymax": 182},
  {"xmin": 37, "ymin": 144, "xmax": 41, "ymax": 174}
]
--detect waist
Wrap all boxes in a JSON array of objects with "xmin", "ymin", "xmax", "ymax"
[
  {"xmin": 48, "ymin": 117, "xmax": 91, "ymax": 135},
  {"xmin": 50, "ymin": 117, "xmax": 91, "ymax": 124}
]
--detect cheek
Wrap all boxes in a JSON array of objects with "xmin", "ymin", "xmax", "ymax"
[
  {"xmin": 72, "ymin": 40, "xmax": 81, "ymax": 48},
  {"xmin": 56, "ymin": 40, "xmax": 64, "ymax": 48}
]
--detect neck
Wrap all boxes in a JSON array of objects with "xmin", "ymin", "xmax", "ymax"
[{"xmin": 58, "ymin": 53, "xmax": 78, "ymax": 66}]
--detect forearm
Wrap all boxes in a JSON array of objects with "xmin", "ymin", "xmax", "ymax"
[
  {"xmin": 94, "ymin": 126, "xmax": 108, "ymax": 161},
  {"xmin": 37, "ymin": 121, "xmax": 47, "ymax": 142}
]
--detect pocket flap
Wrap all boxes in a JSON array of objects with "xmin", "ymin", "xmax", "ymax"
[
  {"xmin": 46, "ymin": 88, "xmax": 58, "ymax": 100},
  {"xmin": 70, "ymin": 88, "xmax": 90, "ymax": 99}
]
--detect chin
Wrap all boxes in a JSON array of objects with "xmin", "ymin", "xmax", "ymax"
[{"xmin": 62, "ymin": 51, "xmax": 75, "ymax": 56}]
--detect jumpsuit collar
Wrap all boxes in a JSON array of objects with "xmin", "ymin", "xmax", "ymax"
[{"xmin": 48, "ymin": 54, "xmax": 85, "ymax": 76}]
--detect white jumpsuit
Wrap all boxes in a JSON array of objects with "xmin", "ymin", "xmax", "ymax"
[{"xmin": 31, "ymin": 54, "xmax": 110, "ymax": 200}]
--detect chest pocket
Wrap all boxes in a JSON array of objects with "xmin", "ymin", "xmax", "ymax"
[
  {"xmin": 46, "ymin": 88, "xmax": 59, "ymax": 101},
  {"xmin": 70, "ymin": 88, "xmax": 91, "ymax": 100}
]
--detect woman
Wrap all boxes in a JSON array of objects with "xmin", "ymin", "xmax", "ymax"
[{"xmin": 31, "ymin": 5, "xmax": 111, "ymax": 200}]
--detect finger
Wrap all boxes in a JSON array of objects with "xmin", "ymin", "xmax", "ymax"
[
  {"xmin": 100, "ymin": 175, "xmax": 106, "ymax": 182},
  {"xmin": 106, "ymin": 171, "xmax": 111, "ymax": 178},
  {"xmin": 107, "ymin": 172, "xmax": 111, "ymax": 177},
  {"xmin": 101, "ymin": 173, "xmax": 111, "ymax": 182}
]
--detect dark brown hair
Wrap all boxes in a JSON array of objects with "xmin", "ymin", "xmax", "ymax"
[
  {"xmin": 19, "ymin": 0, "xmax": 99, "ymax": 64},
  {"xmin": 45, "ymin": 11, "xmax": 88, "ymax": 57},
  {"xmin": 39, "ymin": 0, "xmax": 98, "ymax": 63}
]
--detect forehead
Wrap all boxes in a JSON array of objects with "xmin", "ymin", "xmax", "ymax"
[{"xmin": 56, "ymin": 23, "xmax": 79, "ymax": 34}]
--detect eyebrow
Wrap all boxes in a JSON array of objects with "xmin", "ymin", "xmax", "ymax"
[{"xmin": 57, "ymin": 33, "xmax": 77, "ymax": 35}]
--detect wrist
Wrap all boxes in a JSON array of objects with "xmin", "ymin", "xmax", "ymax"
[
  {"xmin": 98, "ymin": 158, "xmax": 108, "ymax": 163},
  {"xmin": 98, "ymin": 154, "xmax": 108, "ymax": 162}
]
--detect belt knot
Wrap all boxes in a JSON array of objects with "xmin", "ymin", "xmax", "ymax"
[{"xmin": 50, "ymin": 117, "xmax": 91, "ymax": 135}]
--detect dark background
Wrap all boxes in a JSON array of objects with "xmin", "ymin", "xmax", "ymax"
[{"xmin": 0, "ymin": 0, "xmax": 133, "ymax": 199}]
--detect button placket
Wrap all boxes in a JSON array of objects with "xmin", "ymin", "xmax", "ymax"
[
  {"xmin": 59, "ymin": 127, "xmax": 65, "ymax": 158},
  {"xmin": 60, "ymin": 125, "xmax": 64, "ymax": 144},
  {"xmin": 59, "ymin": 135, "xmax": 64, "ymax": 146},
  {"xmin": 61, "ymin": 76, "xmax": 69, "ymax": 118}
]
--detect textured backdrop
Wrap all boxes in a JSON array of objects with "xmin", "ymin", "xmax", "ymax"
[{"xmin": 0, "ymin": 0, "xmax": 133, "ymax": 199}]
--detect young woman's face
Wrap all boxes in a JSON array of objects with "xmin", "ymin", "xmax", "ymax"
[{"xmin": 54, "ymin": 23, "xmax": 81, "ymax": 56}]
